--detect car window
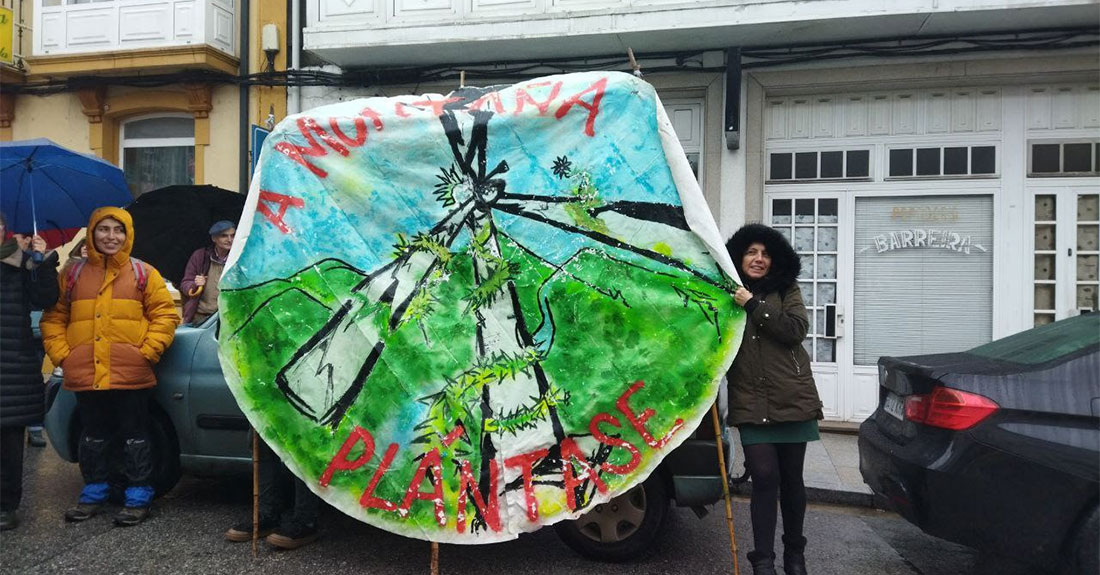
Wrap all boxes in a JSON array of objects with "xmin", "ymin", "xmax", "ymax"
[{"xmin": 969, "ymin": 313, "xmax": 1100, "ymax": 365}]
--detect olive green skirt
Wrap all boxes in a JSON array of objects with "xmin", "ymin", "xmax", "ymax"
[{"xmin": 737, "ymin": 419, "xmax": 820, "ymax": 446}]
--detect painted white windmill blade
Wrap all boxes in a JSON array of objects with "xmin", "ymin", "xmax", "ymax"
[
  {"xmin": 494, "ymin": 199, "xmax": 722, "ymax": 281},
  {"xmin": 276, "ymin": 297, "xmax": 384, "ymax": 425},
  {"xmin": 276, "ymin": 200, "xmax": 476, "ymax": 425}
]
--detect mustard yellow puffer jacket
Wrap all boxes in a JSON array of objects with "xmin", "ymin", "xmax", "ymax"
[{"xmin": 41, "ymin": 207, "xmax": 180, "ymax": 392}]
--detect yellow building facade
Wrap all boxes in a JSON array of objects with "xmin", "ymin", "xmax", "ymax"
[{"xmin": 0, "ymin": 0, "xmax": 288, "ymax": 195}]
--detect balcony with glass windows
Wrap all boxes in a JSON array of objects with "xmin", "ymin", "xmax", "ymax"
[
  {"xmin": 30, "ymin": 0, "xmax": 236, "ymax": 76},
  {"xmin": 303, "ymin": 0, "xmax": 1097, "ymax": 68}
]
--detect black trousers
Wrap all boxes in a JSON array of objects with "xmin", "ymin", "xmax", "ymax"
[
  {"xmin": 75, "ymin": 389, "xmax": 153, "ymax": 487},
  {"xmin": 742, "ymin": 442, "xmax": 809, "ymax": 556},
  {"xmin": 0, "ymin": 426, "xmax": 26, "ymax": 512},
  {"xmin": 256, "ymin": 435, "xmax": 321, "ymax": 524}
]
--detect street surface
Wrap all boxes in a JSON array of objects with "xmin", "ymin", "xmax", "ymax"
[{"xmin": 1, "ymin": 443, "xmax": 1047, "ymax": 575}]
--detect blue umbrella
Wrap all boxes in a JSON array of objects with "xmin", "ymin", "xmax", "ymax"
[{"xmin": 0, "ymin": 138, "xmax": 133, "ymax": 238}]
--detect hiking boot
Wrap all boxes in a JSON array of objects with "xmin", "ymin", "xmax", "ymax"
[
  {"xmin": 265, "ymin": 519, "xmax": 318, "ymax": 550},
  {"xmin": 112, "ymin": 506, "xmax": 149, "ymax": 527},
  {"xmin": 64, "ymin": 502, "xmax": 103, "ymax": 523},
  {"xmin": 225, "ymin": 515, "xmax": 279, "ymax": 542},
  {"xmin": 0, "ymin": 510, "xmax": 18, "ymax": 531}
]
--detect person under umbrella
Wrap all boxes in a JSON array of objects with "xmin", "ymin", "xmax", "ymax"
[
  {"xmin": 0, "ymin": 139, "xmax": 132, "ymax": 248},
  {"xmin": 0, "ymin": 212, "xmax": 60, "ymax": 531},
  {"xmin": 180, "ymin": 220, "xmax": 236, "ymax": 326},
  {"xmin": 126, "ymin": 185, "xmax": 245, "ymax": 289}
]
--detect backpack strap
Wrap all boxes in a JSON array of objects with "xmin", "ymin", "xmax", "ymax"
[
  {"xmin": 65, "ymin": 258, "xmax": 148, "ymax": 303},
  {"xmin": 129, "ymin": 257, "xmax": 148, "ymax": 292},
  {"xmin": 65, "ymin": 260, "xmax": 87, "ymax": 304}
]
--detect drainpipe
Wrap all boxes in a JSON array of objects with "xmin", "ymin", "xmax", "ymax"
[
  {"xmin": 288, "ymin": 0, "xmax": 301, "ymax": 115},
  {"xmin": 238, "ymin": 0, "xmax": 251, "ymax": 195}
]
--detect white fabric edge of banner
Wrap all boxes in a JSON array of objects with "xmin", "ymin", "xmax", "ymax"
[{"xmin": 652, "ymin": 95, "xmax": 741, "ymax": 287}]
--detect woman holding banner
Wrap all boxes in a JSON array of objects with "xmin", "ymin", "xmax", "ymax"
[{"xmin": 726, "ymin": 223, "xmax": 823, "ymax": 575}]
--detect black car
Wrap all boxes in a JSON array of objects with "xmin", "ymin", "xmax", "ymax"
[{"xmin": 859, "ymin": 313, "xmax": 1099, "ymax": 575}]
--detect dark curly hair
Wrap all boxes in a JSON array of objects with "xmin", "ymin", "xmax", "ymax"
[{"xmin": 725, "ymin": 223, "xmax": 801, "ymax": 296}]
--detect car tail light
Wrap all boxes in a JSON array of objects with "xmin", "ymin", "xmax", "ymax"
[{"xmin": 904, "ymin": 387, "xmax": 999, "ymax": 430}]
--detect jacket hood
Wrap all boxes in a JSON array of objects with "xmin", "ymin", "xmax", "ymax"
[
  {"xmin": 86, "ymin": 206, "xmax": 134, "ymax": 267},
  {"xmin": 726, "ymin": 223, "xmax": 801, "ymax": 296}
]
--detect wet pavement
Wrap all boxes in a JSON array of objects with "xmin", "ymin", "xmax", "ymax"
[{"xmin": 0, "ymin": 437, "xmax": 1047, "ymax": 575}]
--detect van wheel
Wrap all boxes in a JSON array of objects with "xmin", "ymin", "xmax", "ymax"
[{"xmin": 554, "ymin": 475, "xmax": 669, "ymax": 562}]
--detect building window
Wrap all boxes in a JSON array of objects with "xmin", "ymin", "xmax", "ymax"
[
  {"xmin": 888, "ymin": 145, "xmax": 997, "ymax": 178},
  {"xmin": 662, "ymin": 99, "xmax": 705, "ymax": 184},
  {"xmin": 1028, "ymin": 140, "xmax": 1100, "ymax": 177},
  {"xmin": 770, "ymin": 197, "xmax": 839, "ymax": 363},
  {"xmin": 768, "ymin": 149, "xmax": 870, "ymax": 182},
  {"xmin": 120, "ymin": 115, "xmax": 195, "ymax": 197}
]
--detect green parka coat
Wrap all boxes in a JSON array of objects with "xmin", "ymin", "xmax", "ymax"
[{"xmin": 725, "ymin": 224, "xmax": 823, "ymax": 426}]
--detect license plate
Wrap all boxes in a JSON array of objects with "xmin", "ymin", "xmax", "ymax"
[{"xmin": 884, "ymin": 392, "xmax": 905, "ymax": 420}]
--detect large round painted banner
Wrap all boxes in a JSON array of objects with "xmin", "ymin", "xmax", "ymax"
[{"xmin": 219, "ymin": 71, "xmax": 746, "ymax": 543}]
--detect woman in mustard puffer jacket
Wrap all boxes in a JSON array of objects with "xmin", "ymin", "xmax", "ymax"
[{"xmin": 41, "ymin": 206, "xmax": 179, "ymax": 527}]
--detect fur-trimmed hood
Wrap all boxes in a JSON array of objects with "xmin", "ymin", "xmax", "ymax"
[{"xmin": 726, "ymin": 223, "xmax": 801, "ymax": 296}]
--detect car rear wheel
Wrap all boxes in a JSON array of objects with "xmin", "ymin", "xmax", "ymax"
[{"xmin": 554, "ymin": 474, "xmax": 669, "ymax": 562}]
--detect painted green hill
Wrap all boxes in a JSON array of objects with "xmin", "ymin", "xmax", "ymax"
[{"xmin": 220, "ymin": 238, "xmax": 741, "ymax": 531}]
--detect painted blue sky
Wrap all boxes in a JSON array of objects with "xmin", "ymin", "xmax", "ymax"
[{"xmin": 224, "ymin": 72, "xmax": 715, "ymax": 289}]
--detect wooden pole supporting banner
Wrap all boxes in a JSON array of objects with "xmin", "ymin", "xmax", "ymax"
[
  {"xmin": 459, "ymin": 71, "xmax": 466, "ymax": 88},
  {"xmin": 252, "ymin": 430, "xmax": 260, "ymax": 558},
  {"xmin": 627, "ymin": 47, "xmax": 642, "ymax": 77},
  {"xmin": 430, "ymin": 541, "xmax": 440, "ymax": 575},
  {"xmin": 710, "ymin": 403, "xmax": 740, "ymax": 575}
]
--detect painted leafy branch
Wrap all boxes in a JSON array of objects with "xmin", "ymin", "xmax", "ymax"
[
  {"xmin": 484, "ymin": 384, "xmax": 570, "ymax": 436},
  {"xmin": 463, "ymin": 222, "xmax": 518, "ymax": 312},
  {"xmin": 413, "ymin": 347, "xmax": 550, "ymax": 456},
  {"xmin": 433, "ymin": 163, "xmax": 466, "ymax": 207},
  {"xmin": 393, "ymin": 232, "xmax": 455, "ymax": 266}
]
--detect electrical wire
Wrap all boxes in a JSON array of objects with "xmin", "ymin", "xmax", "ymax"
[{"xmin": 3, "ymin": 27, "xmax": 1095, "ymax": 95}]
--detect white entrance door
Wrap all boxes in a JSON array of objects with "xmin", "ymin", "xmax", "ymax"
[
  {"xmin": 766, "ymin": 194, "xmax": 848, "ymax": 421},
  {"xmin": 1030, "ymin": 187, "xmax": 1100, "ymax": 324}
]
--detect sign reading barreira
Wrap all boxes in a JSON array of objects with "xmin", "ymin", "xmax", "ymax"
[{"xmin": 871, "ymin": 229, "xmax": 988, "ymax": 255}]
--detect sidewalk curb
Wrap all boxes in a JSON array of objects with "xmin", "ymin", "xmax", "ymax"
[{"xmin": 730, "ymin": 481, "xmax": 885, "ymax": 510}]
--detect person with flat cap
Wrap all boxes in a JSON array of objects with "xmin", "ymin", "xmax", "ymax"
[{"xmin": 180, "ymin": 220, "xmax": 236, "ymax": 326}]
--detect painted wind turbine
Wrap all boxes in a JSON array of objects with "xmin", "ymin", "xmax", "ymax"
[{"xmin": 218, "ymin": 72, "xmax": 745, "ymax": 543}]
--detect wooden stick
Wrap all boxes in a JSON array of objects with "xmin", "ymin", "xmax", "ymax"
[
  {"xmin": 459, "ymin": 70, "xmax": 466, "ymax": 88},
  {"xmin": 627, "ymin": 47, "xmax": 641, "ymax": 77},
  {"xmin": 252, "ymin": 430, "xmax": 260, "ymax": 558},
  {"xmin": 430, "ymin": 541, "xmax": 439, "ymax": 575},
  {"xmin": 710, "ymin": 403, "xmax": 740, "ymax": 575}
]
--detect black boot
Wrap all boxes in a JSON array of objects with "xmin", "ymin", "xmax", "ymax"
[
  {"xmin": 748, "ymin": 550, "xmax": 777, "ymax": 575},
  {"xmin": 782, "ymin": 534, "xmax": 808, "ymax": 575}
]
